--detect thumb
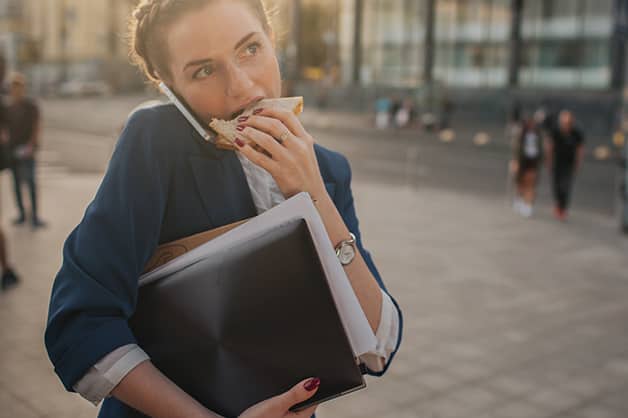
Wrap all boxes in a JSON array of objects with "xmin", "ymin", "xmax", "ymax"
[{"xmin": 275, "ymin": 377, "xmax": 321, "ymax": 410}]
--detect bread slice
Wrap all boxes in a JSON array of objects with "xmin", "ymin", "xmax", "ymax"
[{"xmin": 209, "ymin": 97, "xmax": 303, "ymax": 150}]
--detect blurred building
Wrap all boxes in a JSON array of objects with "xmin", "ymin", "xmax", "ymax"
[
  {"xmin": 293, "ymin": 0, "xmax": 623, "ymax": 138},
  {"xmin": 0, "ymin": 0, "xmax": 139, "ymax": 94},
  {"xmin": 0, "ymin": 0, "xmax": 29, "ymax": 73}
]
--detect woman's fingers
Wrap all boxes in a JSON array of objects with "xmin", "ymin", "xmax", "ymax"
[
  {"xmin": 239, "ymin": 125, "xmax": 290, "ymax": 162},
  {"xmin": 236, "ymin": 140, "xmax": 280, "ymax": 174},
  {"xmin": 240, "ymin": 114, "xmax": 296, "ymax": 147},
  {"xmin": 255, "ymin": 107, "xmax": 308, "ymax": 139},
  {"xmin": 238, "ymin": 378, "xmax": 320, "ymax": 418},
  {"xmin": 274, "ymin": 378, "xmax": 320, "ymax": 412}
]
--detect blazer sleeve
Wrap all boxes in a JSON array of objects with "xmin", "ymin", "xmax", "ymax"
[
  {"xmin": 45, "ymin": 108, "xmax": 173, "ymax": 391},
  {"xmin": 334, "ymin": 155, "xmax": 403, "ymax": 377}
]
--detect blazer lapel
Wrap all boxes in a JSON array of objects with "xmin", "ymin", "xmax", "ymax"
[{"xmin": 189, "ymin": 152, "xmax": 257, "ymax": 228}]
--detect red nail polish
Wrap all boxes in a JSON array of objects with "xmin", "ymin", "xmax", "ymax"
[
  {"xmin": 236, "ymin": 125, "xmax": 245, "ymax": 132},
  {"xmin": 237, "ymin": 116, "xmax": 249, "ymax": 123},
  {"xmin": 235, "ymin": 138, "xmax": 245, "ymax": 147},
  {"xmin": 304, "ymin": 378, "xmax": 320, "ymax": 392},
  {"xmin": 253, "ymin": 108, "xmax": 264, "ymax": 115}
]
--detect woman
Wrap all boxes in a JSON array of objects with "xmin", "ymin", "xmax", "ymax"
[
  {"xmin": 45, "ymin": 1, "xmax": 402, "ymax": 418},
  {"xmin": 511, "ymin": 115, "xmax": 543, "ymax": 218}
]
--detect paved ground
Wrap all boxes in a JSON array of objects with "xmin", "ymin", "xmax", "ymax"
[{"xmin": 0, "ymin": 97, "xmax": 627, "ymax": 418}]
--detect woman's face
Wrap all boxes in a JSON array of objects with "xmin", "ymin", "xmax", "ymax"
[{"xmin": 165, "ymin": 0, "xmax": 281, "ymax": 122}]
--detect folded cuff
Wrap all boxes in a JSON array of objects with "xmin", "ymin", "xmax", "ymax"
[{"xmin": 54, "ymin": 319, "xmax": 138, "ymax": 392}]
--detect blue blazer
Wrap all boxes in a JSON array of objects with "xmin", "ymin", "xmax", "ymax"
[{"xmin": 45, "ymin": 104, "xmax": 403, "ymax": 418}]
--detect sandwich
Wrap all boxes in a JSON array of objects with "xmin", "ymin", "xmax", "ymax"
[{"xmin": 209, "ymin": 97, "xmax": 303, "ymax": 150}]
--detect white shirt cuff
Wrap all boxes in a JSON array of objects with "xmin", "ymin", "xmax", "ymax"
[
  {"xmin": 359, "ymin": 290, "xmax": 400, "ymax": 373},
  {"xmin": 73, "ymin": 344, "xmax": 150, "ymax": 406}
]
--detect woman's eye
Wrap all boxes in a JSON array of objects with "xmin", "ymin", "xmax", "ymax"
[
  {"xmin": 245, "ymin": 42, "xmax": 261, "ymax": 56},
  {"xmin": 193, "ymin": 65, "xmax": 214, "ymax": 80}
]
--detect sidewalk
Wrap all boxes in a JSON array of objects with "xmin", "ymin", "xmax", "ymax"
[{"xmin": 0, "ymin": 160, "xmax": 627, "ymax": 417}]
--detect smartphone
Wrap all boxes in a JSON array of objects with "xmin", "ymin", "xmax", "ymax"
[{"xmin": 159, "ymin": 82, "xmax": 217, "ymax": 144}]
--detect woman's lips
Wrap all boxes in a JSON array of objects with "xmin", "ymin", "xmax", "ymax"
[{"xmin": 229, "ymin": 97, "xmax": 265, "ymax": 120}]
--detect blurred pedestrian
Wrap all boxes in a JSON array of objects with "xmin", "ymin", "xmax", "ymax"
[
  {"xmin": 0, "ymin": 229, "xmax": 19, "ymax": 291},
  {"xmin": 0, "ymin": 57, "xmax": 21, "ymax": 291},
  {"xmin": 535, "ymin": 99, "xmax": 557, "ymax": 134},
  {"xmin": 511, "ymin": 116, "xmax": 543, "ymax": 218},
  {"xmin": 439, "ymin": 95, "xmax": 453, "ymax": 130},
  {"xmin": 374, "ymin": 96, "xmax": 391, "ymax": 130},
  {"xmin": 389, "ymin": 95, "xmax": 402, "ymax": 126},
  {"xmin": 6, "ymin": 72, "xmax": 46, "ymax": 228},
  {"xmin": 394, "ymin": 98, "xmax": 415, "ymax": 129},
  {"xmin": 546, "ymin": 110, "xmax": 585, "ymax": 221}
]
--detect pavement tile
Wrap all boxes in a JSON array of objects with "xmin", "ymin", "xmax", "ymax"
[
  {"xmin": 0, "ymin": 389, "xmax": 41, "ymax": 418},
  {"xmin": 485, "ymin": 375, "xmax": 539, "ymax": 398},
  {"xmin": 447, "ymin": 385, "xmax": 502, "ymax": 412},
  {"xmin": 446, "ymin": 360, "xmax": 492, "ymax": 382},
  {"xmin": 561, "ymin": 374, "xmax": 612, "ymax": 399},
  {"xmin": 488, "ymin": 400, "xmax": 549, "ymax": 418},
  {"xmin": 525, "ymin": 387, "xmax": 584, "ymax": 415},
  {"xmin": 566, "ymin": 404, "xmax": 627, "ymax": 418},
  {"xmin": 410, "ymin": 369, "xmax": 460, "ymax": 393},
  {"xmin": 415, "ymin": 397, "xmax": 476, "ymax": 418}
]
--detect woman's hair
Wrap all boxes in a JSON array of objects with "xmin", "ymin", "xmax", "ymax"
[{"xmin": 129, "ymin": 0, "xmax": 272, "ymax": 84}]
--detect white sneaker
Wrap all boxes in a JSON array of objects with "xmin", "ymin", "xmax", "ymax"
[
  {"xmin": 512, "ymin": 198, "xmax": 523, "ymax": 213},
  {"xmin": 519, "ymin": 203, "xmax": 533, "ymax": 218}
]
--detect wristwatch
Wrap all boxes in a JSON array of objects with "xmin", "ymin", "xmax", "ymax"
[{"xmin": 335, "ymin": 233, "xmax": 357, "ymax": 266}]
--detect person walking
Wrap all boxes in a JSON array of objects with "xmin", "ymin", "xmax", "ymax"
[
  {"xmin": 511, "ymin": 116, "xmax": 543, "ymax": 217},
  {"xmin": 0, "ymin": 57, "xmax": 21, "ymax": 291},
  {"xmin": 6, "ymin": 72, "xmax": 46, "ymax": 228},
  {"xmin": 546, "ymin": 110, "xmax": 585, "ymax": 221},
  {"xmin": 0, "ymin": 229, "xmax": 19, "ymax": 291}
]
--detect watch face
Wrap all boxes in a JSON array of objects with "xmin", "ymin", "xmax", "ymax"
[{"xmin": 339, "ymin": 244, "xmax": 356, "ymax": 265}]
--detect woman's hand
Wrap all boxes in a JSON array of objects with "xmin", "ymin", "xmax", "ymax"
[
  {"xmin": 239, "ymin": 378, "xmax": 321, "ymax": 418},
  {"xmin": 234, "ymin": 108, "xmax": 327, "ymax": 201}
]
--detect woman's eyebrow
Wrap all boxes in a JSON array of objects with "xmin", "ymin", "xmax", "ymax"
[
  {"xmin": 233, "ymin": 32, "xmax": 259, "ymax": 51},
  {"xmin": 184, "ymin": 58, "xmax": 213, "ymax": 72},
  {"xmin": 182, "ymin": 32, "xmax": 260, "ymax": 73}
]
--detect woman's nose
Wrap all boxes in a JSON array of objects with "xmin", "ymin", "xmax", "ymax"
[{"xmin": 224, "ymin": 63, "xmax": 254, "ymax": 98}]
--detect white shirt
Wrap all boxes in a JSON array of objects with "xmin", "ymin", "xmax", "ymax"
[{"xmin": 74, "ymin": 154, "xmax": 400, "ymax": 405}]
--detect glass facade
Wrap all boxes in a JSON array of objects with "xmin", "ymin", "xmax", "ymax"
[
  {"xmin": 520, "ymin": 0, "xmax": 613, "ymax": 88},
  {"xmin": 334, "ymin": 0, "xmax": 616, "ymax": 90},
  {"xmin": 434, "ymin": 0, "xmax": 511, "ymax": 88},
  {"xmin": 358, "ymin": 0, "xmax": 428, "ymax": 87}
]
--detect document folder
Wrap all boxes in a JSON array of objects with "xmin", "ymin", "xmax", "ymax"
[{"xmin": 130, "ymin": 218, "xmax": 366, "ymax": 417}]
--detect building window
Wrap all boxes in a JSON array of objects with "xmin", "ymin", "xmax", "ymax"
[
  {"xmin": 433, "ymin": 0, "xmax": 511, "ymax": 88},
  {"xmin": 359, "ymin": 0, "xmax": 427, "ymax": 87},
  {"xmin": 519, "ymin": 0, "xmax": 612, "ymax": 89}
]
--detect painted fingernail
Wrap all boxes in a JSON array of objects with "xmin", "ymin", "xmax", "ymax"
[
  {"xmin": 304, "ymin": 378, "xmax": 320, "ymax": 392},
  {"xmin": 237, "ymin": 116, "xmax": 249, "ymax": 123},
  {"xmin": 235, "ymin": 138, "xmax": 245, "ymax": 147},
  {"xmin": 253, "ymin": 108, "xmax": 264, "ymax": 115},
  {"xmin": 236, "ymin": 125, "xmax": 245, "ymax": 132}
]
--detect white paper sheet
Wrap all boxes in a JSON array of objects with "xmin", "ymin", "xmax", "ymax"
[{"xmin": 139, "ymin": 193, "xmax": 377, "ymax": 357}]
